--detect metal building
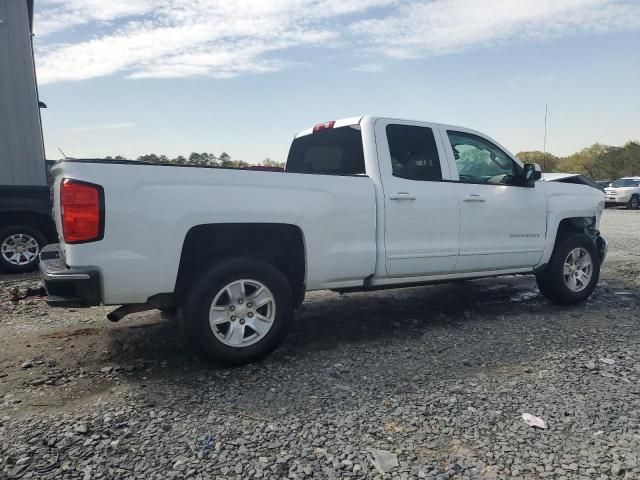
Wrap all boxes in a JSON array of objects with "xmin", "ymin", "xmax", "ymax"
[{"xmin": 0, "ymin": 0, "xmax": 46, "ymax": 186}]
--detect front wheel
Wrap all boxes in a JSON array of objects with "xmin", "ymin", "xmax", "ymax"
[
  {"xmin": 626, "ymin": 195, "xmax": 639, "ymax": 210},
  {"xmin": 180, "ymin": 258, "xmax": 293, "ymax": 365},
  {"xmin": 0, "ymin": 226, "xmax": 47, "ymax": 273},
  {"xmin": 536, "ymin": 233, "xmax": 600, "ymax": 305}
]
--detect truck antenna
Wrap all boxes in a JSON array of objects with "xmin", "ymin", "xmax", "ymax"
[{"xmin": 58, "ymin": 147, "xmax": 69, "ymax": 159}]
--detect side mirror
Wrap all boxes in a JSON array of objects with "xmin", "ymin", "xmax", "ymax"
[{"xmin": 523, "ymin": 163, "xmax": 542, "ymax": 187}]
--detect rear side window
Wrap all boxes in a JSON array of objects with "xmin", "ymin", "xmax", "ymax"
[
  {"xmin": 386, "ymin": 124, "xmax": 442, "ymax": 181},
  {"xmin": 286, "ymin": 126, "xmax": 365, "ymax": 175}
]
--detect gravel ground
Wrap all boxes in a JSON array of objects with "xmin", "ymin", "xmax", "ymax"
[{"xmin": 1, "ymin": 208, "xmax": 639, "ymax": 480}]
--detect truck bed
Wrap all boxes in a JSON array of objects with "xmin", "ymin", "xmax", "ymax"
[{"xmin": 50, "ymin": 160, "xmax": 378, "ymax": 304}]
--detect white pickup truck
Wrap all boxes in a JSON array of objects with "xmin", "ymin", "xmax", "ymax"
[{"xmin": 40, "ymin": 116, "xmax": 607, "ymax": 364}]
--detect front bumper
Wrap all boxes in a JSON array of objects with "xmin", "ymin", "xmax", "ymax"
[
  {"xmin": 605, "ymin": 195, "xmax": 630, "ymax": 205},
  {"xmin": 596, "ymin": 235, "xmax": 608, "ymax": 263},
  {"xmin": 39, "ymin": 244, "xmax": 101, "ymax": 307}
]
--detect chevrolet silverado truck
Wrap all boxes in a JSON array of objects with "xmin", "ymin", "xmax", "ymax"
[
  {"xmin": 604, "ymin": 177, "xmax": 640, "ymax": 209},
  {"xmin": 40, "ymin": 116, "xmax": 607, "ymax": 364}
]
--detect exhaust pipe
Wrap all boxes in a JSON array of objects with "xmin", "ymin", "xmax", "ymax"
[{"xmin": 10, "ymin": 286, "xmax": 46, "ymax": 301}]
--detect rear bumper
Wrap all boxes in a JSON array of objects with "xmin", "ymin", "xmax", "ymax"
[{"xmin": 39, "ymin": 244, "xmax": 101, "ymax": 307}]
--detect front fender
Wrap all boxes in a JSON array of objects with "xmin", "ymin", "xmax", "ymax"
[{"xmin": 537, "ymin": 182, "xmax": 604, "ymax": 266}]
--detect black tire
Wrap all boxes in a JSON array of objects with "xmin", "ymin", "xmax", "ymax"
[
  {"xmin": 626, "ymin": 195, "xmax": 639, "ymax": 210},
  {"xmin": 159, "ymin": 307, "xmax": 179, "ymax": 324},
  {"xmin": 179, "ymin": 258, "xmax": 293, "ymax": 365},
  {"xmin": 536, "ymin": 233, "xmax": 600, "ymax": 305},
  {"xmin": 293, "ymin": 287, "xmax": 306, "ymax": 310},
  {"xmin": 0, "ymin": 225, "xmax": 47, "ymax": 274}
]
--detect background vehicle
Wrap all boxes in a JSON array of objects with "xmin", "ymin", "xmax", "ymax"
[
  {"xmin": 0, "ymin": 0, "xmax": 53, "ymax": 272},
  {"xmin": 40, "ymin": 116, "xmax": 607, "ymax": 364},
  {"xmin": 604, "ymin": 177, "xmax": 640, "ymax": 209},
  {"xmin": 0, "ymin": 163, "xmax": 56, "ymax": 273}
]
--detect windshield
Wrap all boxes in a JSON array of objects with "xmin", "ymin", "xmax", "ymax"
[{"xmin": 611, "ymin": 179, "xmax": 640, "ymax": 187}]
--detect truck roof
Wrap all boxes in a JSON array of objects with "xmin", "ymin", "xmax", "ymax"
[
  {"xmin": 294, "ymin": 115, "xmax": 490, "ymax": 140},
  {"xmin": 293, "ymin": 115, "xmax": 521, "ymax": 167},
  {"xmin": 294, "ymin": 117, "xmax": 364, "ymax": 138}
]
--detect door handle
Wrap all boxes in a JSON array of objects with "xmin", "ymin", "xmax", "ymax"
[
  {"xmin": 463, "ymin": 194, "xmax": 485, "ymax": 203},
  {"xmin": 389, "ymin": 192, "xmax": 416, "ymax": 201}
]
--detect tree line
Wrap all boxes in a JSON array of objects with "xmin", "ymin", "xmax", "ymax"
[
  {"xmin": 104, "ymin": 152, "xmax": 285, "ymax": 169},
  {"xmin": 517, "ymin": 140, "xmax": 640, "ymax": 180},
  {"xmin": 105, "ymin": 139, "xmax": 639, "ymax": 180}
]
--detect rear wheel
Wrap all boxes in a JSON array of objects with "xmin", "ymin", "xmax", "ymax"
[
  {"xmin": 627, "ymin": 195, "xmax": 639, "ymax": 210},
  {"xmin": 180, "ymin": 258, "xmax": 293, "ymax": 365},
  {"xmin": 536, "ymin": 233, "xmax": 600, "ymax": 305},
  {"xmin": 0, "ymin": 226, "xmax": 47, "ymax": 273}
]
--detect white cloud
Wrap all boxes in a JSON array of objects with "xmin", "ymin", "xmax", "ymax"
[
  {"xmin": 66, "ymin": 122, "xmax": 135, "ymax": 132},
  {"xmin": 36, "ymin": 0, "xmax": 393, "ymax": 83},
  {"xmin": 37, "ymin": 0, "xmax": 158, "ymax": 36},
  {"xmin": 35, "ymin": 0, "xmax": 640, "ymax": 84},
  {"xmin": 352, "ymin": 0, "xmax": 640, "ymax": 59}
]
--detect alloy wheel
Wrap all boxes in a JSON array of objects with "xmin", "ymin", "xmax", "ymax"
[
  {"xmin": 1, "ymin": 234, "xmax": 40, "ymax": 266},
  {"xmin": 208, "ymin": 279, "xmax": 276, "ymax": 347},
  {"xmin": 563, "ymin": 247, "xmax": 593, "ymax": 293}
]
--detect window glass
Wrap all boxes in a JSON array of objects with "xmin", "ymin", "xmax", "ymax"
[
  {"xmin": 447, "ymin": 131, "xmax": 516, "ymax": 185},
  {"xmin": 386, "ymin": 124, "xmax": 442, "ymax": 181},
  {"xmin": 611, "ymin": 178, "xmax": 640, "ymax": 187},
  {"xmin": 286, "ymin": 126, "xmax": 365, "ymax": 175}
]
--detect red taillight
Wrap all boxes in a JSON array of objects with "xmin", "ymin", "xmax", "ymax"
[
  {"xmin": 312, "ymin": 120, "xmax": 335, "ymax": 133},
  {"xmin": 60, "ymin": 179, "xmax": 104, "ymax": 244}
]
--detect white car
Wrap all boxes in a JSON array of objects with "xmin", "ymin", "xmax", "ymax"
[
  {"xmin": 605, "ymin": 177, "xmax": 640, "ymax": 209},
  {"xmin": 40, "ymin": 116, "xmax": 607, "ymax": 364}
]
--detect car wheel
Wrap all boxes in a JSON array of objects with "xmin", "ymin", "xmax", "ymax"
[
  {"xmin": 180, "ymin": 257, "xmax": 293, "ymax": 365},
  {"xmin": 0, "ymin": 226, "xmax": 47, "ymax": 274},
  {"xmin": 626, "ymin": 195, "xmax": 639, "ymax": 210},
  {"xmin": 536, "ymin": 233, "xmax": 600, "ymax": 305}
]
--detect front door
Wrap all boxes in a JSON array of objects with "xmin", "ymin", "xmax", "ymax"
[
  {"xmin": 440, "ymin": 128, "xmax": 546, "ymax": 272},
  {"xmin": 376, "ymin": 119, "xmax": 460, "ymax": 277}
]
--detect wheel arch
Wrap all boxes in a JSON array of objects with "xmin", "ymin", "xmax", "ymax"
[
  {"xmin": 174, "ymin": 223, "xmax": 306, "ymax": 305},
  {"xmin": 537, "ymin": 216, "xmax": 598, "ymax": 271},
  {"xmin": 0, "ymin": 211, "xmax": 57, "ymax": 242}
]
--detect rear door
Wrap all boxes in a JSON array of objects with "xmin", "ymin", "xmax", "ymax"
[
  {"xmin": 439, "ymin": 127, "xmax": 546, "ymax": 272},
  {"xmin": 375, "ymin": 119, "xmax": 460, "ymax": 277}
]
